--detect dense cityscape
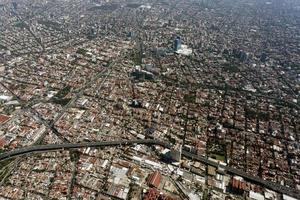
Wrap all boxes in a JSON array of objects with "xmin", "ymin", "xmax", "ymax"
[{"xmin": 0, "ymin": 0, "xmax": 299, "ymax": 200}]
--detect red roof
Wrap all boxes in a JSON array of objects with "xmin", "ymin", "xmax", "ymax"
[
  {"xmin": 0, "ymin": 138, "xmax": 6, "ymax": 148},
  {"xmin": 147, "ymin": 171, "xmax": 162, "ymax": 188},
  {"xmin": 232, "ymin": 178, "xmax": 247, "ymax": 191},
  {"xmin": 143, "ymin": 188, "xmax": 175, "ymax": 200},
  {"xmin": 143, "ymin": 188, "xmax": 160, "ymax": 200},
  {"xmin": 0, "ymin": 114, "xmax": 10, "ymax": 124}
]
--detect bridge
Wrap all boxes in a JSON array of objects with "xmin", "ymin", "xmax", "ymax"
[{"xmin": 0, "ymin": 139, "xmax": 299, "ymax": 199}]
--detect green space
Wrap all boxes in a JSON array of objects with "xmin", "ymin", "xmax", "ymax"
[
  {"xmin": 209, "ymin": 153, "xmax": 226, "ymax": 162},
  {"xmin": 184, "ymin": 93, "xmax": 196, "ymax": 103},
  {"xmin": 50, "ymin": 86, "xmax": 71, "ymax": 106},
  {"xmin": 245, "ymin": 108, "xmax": 270, "ymax": 121},
  {"xmin": 126, "ymin": 3, "xmax": 141, "ymax": 8},
  {"xmin": 52, "ymin": 98, "xmax": 71, "ymax": 106},
  {"xmin": 53, "ymin": 86, "xmax": 71, "ymax": 99},
  {"xmin": 130, "ymin": 70, "xmax": 154, "ymax": 81},
  {"xmin": 245, "ymin": 108, "xmax": 256, "ymax": 119},
  {"xmin": 0, "ymin": 167, "xmax": 9, "ymax": 181},
  {"xmin": 0, "ymin": 44, "xmax": 7, "ymax": 50},
  {"xmin": 0, "ymin": 159, "xmax": 14, "ymax": 182},
  {"xmin": 257, "ymin": 111, "xmax": 270, "ymax": 121},
  {"xmin": 131, "ymin": 51, "xmax": 142, "ymax": 66},
  {"xmin": 203, "ymin": 189, "xmax": 209, "ymax": 200},
  {"xmin": 38, "ymin": 20, "xmax": 62, "ymax": 31},
  {"xmin": 14, "ymin": 22, "xmax": 28, "ymax": 29},
  {"xmin": 223, "ymin": 62, "xmax": 240, "ymax": 73},
  {"xmin": 290, "ymin": 63, "xmax": 300, "ymax": 71},
  {"xmin": 202, "ymin": 101, "xmax": 210, "ymax": 107},
  {"xmin": 76, "ymin": 48, "xmax": 88, "ymax": 55}
]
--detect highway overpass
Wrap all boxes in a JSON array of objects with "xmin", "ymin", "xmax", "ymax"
[{"xmin": 0, "ymin": 139, "xmax": 299, "ymax": 199}]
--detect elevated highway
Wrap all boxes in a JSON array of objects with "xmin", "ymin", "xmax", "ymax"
[{"xmin": 0, "ymin": 139, "xmax": 299, "ymax": 199}]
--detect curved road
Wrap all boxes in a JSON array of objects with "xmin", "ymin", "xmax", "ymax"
[{"xmin": 0, "ymin": 139, "xmax": 299, "ymax": 199}]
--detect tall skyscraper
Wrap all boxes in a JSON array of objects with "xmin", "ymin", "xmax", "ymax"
[
  {"xmin": 170, "ymin": 145, "xmax": 182, "ymax": 162},
  {"xmin": 174, "ymin": 36, "xmax": 182, "ymax": 51}
]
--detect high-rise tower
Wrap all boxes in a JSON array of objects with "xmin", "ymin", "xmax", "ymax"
[{"xmin": 174, "ymin": 36, "xmax": 182, "ymax": 51}]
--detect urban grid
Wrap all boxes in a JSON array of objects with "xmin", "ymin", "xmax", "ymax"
[{"xmin": 0, "ymin": 0, "xmax": 299, "ymax": 200}]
